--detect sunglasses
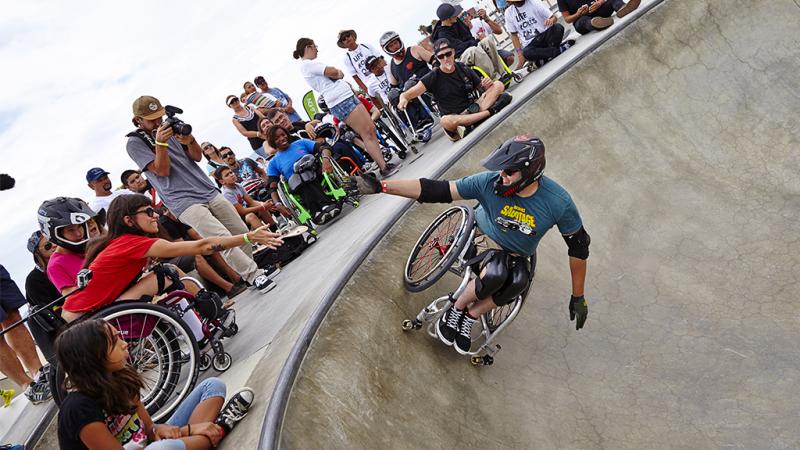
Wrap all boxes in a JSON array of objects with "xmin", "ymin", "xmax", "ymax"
[
  {"xmin": 220, "ymin": 152, "xmax": 235, "ymax": 158},
  {"xmin": 132, "ymin": 207, "xmax": 158, "ymax": 218},
  {"xmin": 436, "ymin": 51, "xmax": 454, "ymax": 60},
  {"xmin": 42, "ymin": 242, "xmax": 54, "ymax": 251},
  {"xmin": 501, "ymin": 168, "xmax": 519, "ymax": 176}
]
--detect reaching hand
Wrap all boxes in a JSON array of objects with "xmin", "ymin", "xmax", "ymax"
[
  {"xmin": 569, "ymin": 295, "xmax": 588, "ymax": 330},
  {"xmin": 354, "ymin": 173, "xmax": 382, "ymax": 195},
  {"xmin": 250, "ymin": 226, "xmax": 284, "ymax": 249}
]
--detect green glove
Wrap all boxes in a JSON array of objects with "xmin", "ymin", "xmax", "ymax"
[{"xmin": 569, "ymin": 295, "xmax": 588, "ymax": 330}]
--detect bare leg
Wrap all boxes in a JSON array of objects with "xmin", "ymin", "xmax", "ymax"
[
  {"xmin": 188, "ymin": 396, "xmax": 224, "ymax": 423},
  {"xmin": 194, "ymin": 256, "xmax": 233, "ymax": 293},
  {"xmin": 0, "ymin": 333, "xmax": 33, "ymax": 388},
  {"xmin": 244, "ymin": 213, "xmax": 265, "ymax": 229},
  {"xmin": 477, "ymin": 81, "xmax": 505, "ymax": 111},
  {"xmin": 453, "ymin": 278, "xmax": 498, "ymax": 318},
  {"xmin": 345, "ymin": 104, "xmax": 387, "ymax": 171},
  {"xmin": 440, "ymin": 111, "xmax": 491, "ymax": 132},
  {"xmin": 2, "ymin": 310, "xmax": 42, "ymax": 376},
  {"xmin": 209, "ymin": 253, "xmax": 242, "ymax": 284}
]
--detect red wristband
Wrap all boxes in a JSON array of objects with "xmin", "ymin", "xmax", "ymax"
[{"xmin": 381, "ymin": 182, "xmax": 388, "ymax": 193}]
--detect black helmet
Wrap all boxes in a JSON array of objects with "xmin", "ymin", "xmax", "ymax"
[
  {"xmin": 379, "ymin": 31, "xmax": 403, "ymax": 56},
  {"xmin": 314, "ymin": 122, "xmax": 337, "ymax": 140},
  {"xmin": 480, "ymin": 135, "xmax": 546, "ymax": 197},
  {"xmin": 37, "ymin": 197, "xmax": 98, "ymax": 253},
  {"xmin": 317, "ymin": 95, "xmax": 328, "ymax": 113}
]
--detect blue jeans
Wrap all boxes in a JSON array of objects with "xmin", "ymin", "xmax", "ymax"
[
  {"xmin": 145, "ymin": 378, "xmax": 227, "ymax": 449},
  {"xmin": 330, "ymin": 95, "xmax": 360, "ymax": 121}
]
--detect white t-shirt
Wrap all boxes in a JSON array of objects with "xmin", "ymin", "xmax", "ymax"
[
  {"xmin": 469, "ymin": 18, "xmax": 493, "ymax": 40},
  {"xmin": 342, "ymin": 43, "xmax": 380, "ymax": 79},
  {"xmin": 300, "ymin": 59, "xmax": 354, "ymax": 108},
  {"xmin": 504, "ymin": 0, "xmax": 553, "ymax": 47},
  {"xmin": 366, "ymin": 72, "xmax": 391, "ymax": 104},
  {"xmin": 88, "ymin": 189, "xmax": 135, "ymax": 213}
]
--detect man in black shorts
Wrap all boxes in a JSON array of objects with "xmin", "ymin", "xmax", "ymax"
[
  {"xmin": 398, "ymin": 38, "xmax": 512, "ymax": 142},
  {"xmin": 557, "ymin": 0, "xmax": 641, "ymax": 35},
  {"xmin": 356, "ymin": 135, "xmax": 590, "ymax": 354}
]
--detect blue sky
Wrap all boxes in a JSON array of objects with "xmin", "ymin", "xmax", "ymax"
[{"xmin": 0, "ymin": 0, "xmax": 467, "ymax": 288}]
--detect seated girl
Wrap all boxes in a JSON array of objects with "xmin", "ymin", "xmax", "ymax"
[
  {"xmin": 60, "ymin": 195, "xmax": 282, "ymax": 323},
  {"xmin": 56, "ymin": 318, "xmax": 254, "ymax": 450}
]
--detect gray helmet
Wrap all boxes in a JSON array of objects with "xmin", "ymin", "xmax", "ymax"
[
  {"xmin": 37, "ymin": 197, "xmax": 98, "ymax": 253},
  {"xmin": 379, "ymin": 31, "xmax": 404, "ymax": 56}
]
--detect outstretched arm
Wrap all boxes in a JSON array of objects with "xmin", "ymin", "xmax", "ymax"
[{"xmin": 369, "ymin": 178, "xmax": 463, "ymax": 202}]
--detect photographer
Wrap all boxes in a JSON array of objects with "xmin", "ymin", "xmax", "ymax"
[{"xmin": 126, "ymin": 96, "xmax": 277, "ymax": 293}]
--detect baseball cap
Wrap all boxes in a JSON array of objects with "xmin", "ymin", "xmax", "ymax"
[
  {"xmin": 365, "ymin": 55, "xmax": 380, "ymax": 69},
  {"xmin": 226, "ymin": 95, "xmax": 238, "ymax": 106},
  {"xmin": 86, "ymin": 167, "xmax": 110, "ymax": 183},
  {"xmin": 27, "ymin": 231, "xmax": 42, "ymax": 255},
  {"xmin": 433, "ymin": 38, "xmax": 453, "ymax": 55},
  {"xmin": 436, "ymin": 3, "xmax": 463, "ymax": 20},
  {"xmin": 337, "ymin": 29, "xmax": 357, "ymax": 48},
  {"xmin": 132, "ymin": 95, "xmax": 166, "ymax": 120}
]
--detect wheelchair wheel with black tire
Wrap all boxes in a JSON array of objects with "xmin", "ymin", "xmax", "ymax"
[
  {"xmin": 404, "ymin": 205, "xmax": 475, "ymax": 292},
  {"xmin": 485, "ymin": 298, "xmax": 522, "ymax": 333},
  {"xmin": 278, "ymin": 182, "xmax": 317, "ymax": 232},
  {"xmin": 50, "ymin": 302, "xmax": 200, "ymax": 423}
]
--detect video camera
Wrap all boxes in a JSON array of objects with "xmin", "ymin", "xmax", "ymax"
[{"xmin": 164, "ymin": 105, "xmax": 193, "ymax": 136}]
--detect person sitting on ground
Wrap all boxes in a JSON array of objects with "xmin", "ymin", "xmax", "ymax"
[
  {"xmin": 254, "ymin": 76, "xmax": 302, "ymax": 122},
  {"xmin": 60, "ymin": 194, "xmax": 283, "ymax": 323},
  {"xmin": 557, "ymin": 0, "xmax": 640, "ymax": 35},
  {"xmin": 431, "ymin": 3, "xmax": 509, "ymax": 81},
  {"xmin": 25, "ymin": 231, "xmax": 63, "ymax": 365},
  {"xmin": 505, "ymin": 0, "xmax": 575, "ymax": 68},
  {"xmin": 294, "ymin": 37, "xmax": 399, "ymax": 177},
  {"xmin": 265, "ymin": 125, "xmax": 341, "ymax": 224},
  {"xmin": 156, "ymin": 209, "xmax": 249, "ymax": 299},
  {"xmin": 354, "ymin": 135, "xmax": 590, "ymax": 355},
  {"xmin": 460, "ymin": 5, "xmax": 516, "ymax": 67},
  {"xmin": 399, "ymin": 38, "xmax": 512, "ymax": 142},
  {"xmin": 127, "ymin": 95, "xmax": 275, "ymax": 293},
  {"xmin": 199, "ymin": 142, "xmax": 229, "ymax": 176},
  {"xmin": 336, "ymin": 29, "xmax": 382, "ymax": 95},
  {"xmin": 39, "ymin": 197, "xmax": 104, "ymax": 296},
  {"xmin": 86, "ymin": 168, "xmax": 134, "ymax": 214},
  {"xmin": 121, "ymin": 169, "xmax": 164, "ymax": 210},
  {"xmin": 215, "ymin": 166, "xmax": 288, "ymax": 231},
  {"xmin": 227, "ymin": 95, "xmax": 267, "ymax": 151},
  {"xmin": 55, "ymin": 318, "xmax": 254, "ymax": 450},
  {"xmin": 1, "ymin": 264, "xmax": 52, "ymax": 404},
  {"xmin": 218, "ymin": 147, "xmax": 267, "ymax": 184}
]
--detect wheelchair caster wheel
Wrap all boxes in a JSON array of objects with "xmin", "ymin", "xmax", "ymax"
[
  {"xmin": 199, "ymin": 353, "xmax": 212, "ymax": 372},
  {"xmin": 402, "ymin": 320, "xmax": 414, "ymax": 331},
  {"xmin": 397, "ymin": 151, "xmax": 407, "ymax": 160},
  {"xmin": 224, "ymin": 323, "xmax": 239, "ymax": 337},
  {"xmin": 513, "ymin": 73, "xmax": 523, "ymax": 83},
  {"xmin": 212, "ymin": 352, "xmax": 232, "ymax": 372},
  {"xmin": 470, "ymin": 356, "xmax": 482, "ymax": 366}
]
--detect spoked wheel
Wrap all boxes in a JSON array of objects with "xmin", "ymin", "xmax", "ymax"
[
  {"xmin": 212, "ymin": 352, "xmax": 232, "ymax": 372},
  {"xmin": 485, "ymin": 298, "xmax": 522, "ymax": 333},
  {"xmin": 404, "ymin": 206, "xmax": 475, "ymax": 292}
]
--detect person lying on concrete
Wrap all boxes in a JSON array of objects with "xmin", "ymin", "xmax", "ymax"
[
  {"xmin": 354, "ymin": 135, "xmax": 591, "ymax": 355},
  {"xmin": 398, "ymin": 38, "xmax": 512, "ymax": 142},
  {"xmin": 557, "ymin": 0, "xmax": 640, "ymax": 35}
]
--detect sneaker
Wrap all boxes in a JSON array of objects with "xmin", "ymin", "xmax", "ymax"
[
  {"xmin": 590, "ymin": 16, "xmax": 614, "ymax": 30},
  {"xmin": 616, "ymin": 0, "xmax": 640, "ymax": 18},
  {"xmin": 362, "ymin": 162, "xmax": 378, "ymax": 173},
  {"xmin": 252, "ymin": 274, "xmax": 276, "ymax": 293},
  {"xmin": 262, "ymin": 265, "xmax": 280, "ymax": 280},
  {"xmin": 488, "ymin": 93, "xmax": 513, "ymax": 116},
  {"xmin": 559, "ymin": 39, "xmax": 576, "ymax": 53},
  {"xmin": 24, "ymin": 379, "xmax": 52, "ymax": 405},
  {"xmin": 226, "ymin": 279, "xmax": 248, "ymax": 299},
  {"xmin": 436, "ymin": 307, "xmax": 463, "ymax": 346},
  {"xmin": 380, "ymin": 162, "xmax": 400, "ymax": 178},
  {"xmin": 419, "ymin": 128, "xmax": 432, "ymax": 143},
  {"xmin": 454, "ymin": 312, "xmax": 478, "ymax": 355},
  {"xmin": 216, "ymin": 387, "xmax": 255, "ymax": 434},
  {"xmin": 2, "ymin": 389, "xmax": 15, "ymax": 408}
]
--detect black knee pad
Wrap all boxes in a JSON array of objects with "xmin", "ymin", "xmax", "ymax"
[
  {"xmin": 493, "ymin": 255, "xmax": 532, "ymax": 306},
  {"xmin": 474, "ymin": 250, "xmax": 508, "ymax": 300}
]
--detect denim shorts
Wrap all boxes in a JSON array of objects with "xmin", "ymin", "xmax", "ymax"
[{"xmin": 330, "ymin": 95, "xmax": 360, "ymax": 121}]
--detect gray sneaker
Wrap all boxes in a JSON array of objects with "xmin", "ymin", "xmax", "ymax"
[{"xmin": 380, "ymin": 162, "xmax": 401, "ymax": 178}]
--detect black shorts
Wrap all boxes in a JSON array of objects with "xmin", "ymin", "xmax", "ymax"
[{"xmin": 1, "ymin": 265, "xmax": 27, "ymax": 322}]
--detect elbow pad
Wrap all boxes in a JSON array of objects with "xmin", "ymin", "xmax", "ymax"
[
  {"xmin": 418, "ymin": 178, "xmax": 453, "ymax": 203},
  {"xmin": 563, "ymin": 227, "xmax": 590, "ymax": 260}
]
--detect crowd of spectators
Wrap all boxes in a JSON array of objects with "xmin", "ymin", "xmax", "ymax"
[{"xmin": 0, "ymin": 1, "xmax": 640, "ymax": 447}]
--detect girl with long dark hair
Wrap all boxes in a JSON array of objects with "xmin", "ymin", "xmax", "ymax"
[
  {"xmin": 56, "ymin": 318, "xmax": 253, "ymax": 449},
  {"xmin": 60, "ymin": 194, "xmax": 282, "ymax": 323}
]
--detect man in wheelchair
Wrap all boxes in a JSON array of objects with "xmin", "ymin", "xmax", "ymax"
[
  {"xmin": 265, "ymin": 125, "xmax": 342, "ymax": 224},
  {"xmin": 357, "ymin": 135, "xmax": 590, "ymax": 354}
]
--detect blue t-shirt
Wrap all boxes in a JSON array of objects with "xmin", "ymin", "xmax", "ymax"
[
  {"xmin": 455, "ymin": 172, "xmax": 582, "ymax": 256},
  {"xmin": 268, "ymin": 87, "xmax": 302, "ymax": 122},
  {"xmin": 266, "ymin": 139, "xmax": 317, "ymax": 180}
]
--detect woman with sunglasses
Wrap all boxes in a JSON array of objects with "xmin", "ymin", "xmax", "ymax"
[
  {"xmin": 355, "ymin": 135, "xmax": 591, "ymax": 355},
  {"xmin": 199, "ymin": 142, "xmax": 228, "ymax": 176},
  {"xmin": 59, "ymin": 195, "xmax": 283, "ymax": 323},
  {"xmin": 293, "ymin": 37, "xmax": 399, "ymax": 178},
  {"xmin": 24, "ymin": 231, "xmax": 63, "ymax": 365},
  {"xmin": 226, "ymin": 94, "xmax": 267, "ymax": 151}
]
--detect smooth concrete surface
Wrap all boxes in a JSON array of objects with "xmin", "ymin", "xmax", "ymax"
[{"xmin": 282, "ymin": 1, "xmax": 800, "ymax": 448}]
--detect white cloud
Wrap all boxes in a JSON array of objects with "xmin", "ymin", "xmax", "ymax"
[{"xmin": 0, "ymin": 0, "xmax": 445, "ymax": 286}]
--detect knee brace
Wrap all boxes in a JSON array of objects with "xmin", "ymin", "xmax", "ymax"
[
  {"xmin": 563, "ymin": 227, "xmax": 590, "ymax": 260},
  {"xmin": 493, "ymin": 255, "xmax": 532, "ymax": 306},
  {"xmin": 474, "ymin": 250, "xmax": 509, "ymax": 300}
]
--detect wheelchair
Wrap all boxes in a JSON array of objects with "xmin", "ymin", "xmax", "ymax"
[
  {"xmin": 276, "ymin": 154, "xmax": 361, "ymax": 230},
  {"xmin": 470, "ymin": 56, "xmax": 524, "ymax": 87},
  {"xmin": 401, "ymin": 205, "xmax": 532, "ymax": 366},
  {"xmin": 48, "ymin": 276, "xmax": 238, "ymax": 422}
]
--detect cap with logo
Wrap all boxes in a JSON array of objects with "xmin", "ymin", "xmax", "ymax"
[
  {"xmin": 132, "ymin": 95, "xmax": 166, "ymax": 120},
  {"xmin": 436, "ymin": 3, "xmax": 463, "ymax": 20},
  {"xmin": 365, "ymin": 55, "xmax": 381, "ymax": 69},
  {"xmin": 86, "ymin": 167, "xmax": 110, "ymax": 183}
]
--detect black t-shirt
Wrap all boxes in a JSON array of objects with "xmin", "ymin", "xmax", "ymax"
[
  {"xmin": 25, "ymin": 268, "xmax": 60, "ymax": 308},
  {"xmin": 159, "ymin": 215, "xmax": 192, "ymax": 241},
  {"xmin": 58, "ymin": 392, "xmax": 109, "ymax": 450},
  {"xmin": 557, "ymin": 0, "xmax": 592, "ymax": 13},
  {"xmin": 420, "ymin": 63, "xmax": 481, "ymax": 115}
]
